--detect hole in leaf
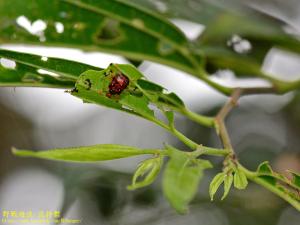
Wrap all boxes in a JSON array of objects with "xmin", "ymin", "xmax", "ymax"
[
  {"xmin": 95, "ymin": 19, "xmax": 123, "ymax": 44},
  {"xmin": 158, "ymin": 41, "xmax": 175, "ymax": 55},
  {"xmin": 227, "ymin": 34, "xmax": 252, "ymax": 54},
  {"xmin": 0, "ymin": 58, "xmax": 17, "ymax": 69},
  {"xmin": 16, "ymin": 15, "xmax": 47, "ymax": 41},
  {"xmin": 55, "ymin": 22, "xmax": 64, "ymax": 33},
  {"xmin": 37, "ymin": 69, "xmax": 60, "ymax": 78},
  {"xmin": 41, "ymin": 56, "xmax": 48, "ymax": 61}
]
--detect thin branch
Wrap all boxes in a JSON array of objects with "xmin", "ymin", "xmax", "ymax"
[
  {"xmin": 197, "ymin": 70, "xmax": 300, "ymax": 96},
  {"xmin": 216, "ymin": 88, "xmax": 242, "ymax": 121},
  {"xmin": 181, "ymin": 108, "xmax": 215, "ymax": 128},
  {"xmin": 214, "ymin": 88, "xmax": 242, "ymax": 152}
]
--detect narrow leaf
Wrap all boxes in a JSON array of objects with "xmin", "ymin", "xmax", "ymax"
[
  {"xmin": 12, "ymin": 145, "xmax": 160, "ymax": 162},
  {"xmin": 127, "ymin": 155, "xmax": 163, "ymax": 190},
  {"xmin": 0, "ymin": 0, "xmax": 198, "ymax": 74},
  {"xmin": 209, "ymin": 172, "xmax": 225, "ymax": 201},
  {"xmin": 222, "ymin": 173, "xmax": 233, "ymax": 200},
  {"xmin": 0, "ymin": 49, "xmax": 99, "ymax": 88}
]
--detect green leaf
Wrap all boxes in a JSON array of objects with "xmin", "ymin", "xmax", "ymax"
[
  {"xmin": 0, "ymin": 0, "xmax": 199, "ymax": 74},
  {"xmin": 196, "ymin": 7, "xmax": 300, "ymax": 78},
  {"xmin": 233, "ymin": 168, "xmax": 248, "ymax": 190},
  {"xmin": 257, "ymin": 161, "xmax": 273, "ymax": 175},
  {"xmin": 222, "ymin": 173, "xmax": 233, "ymax": 200},
  {"xmin": 162, "ymin": 146, "xmax": 208, "ymax": 213},
  {"xmin": 209, "ymin": 172, "xmax": 225, "ymax": 201},
  {"xmin": 256, "ymin": 163, "xmax": 300, "ymax": 192},
  {"xmin": 71, "ymin": 64, "xmax": 186, "ymax": 124},
  {"xmin": 290, "ymin": 171, "xmax": 300, "ymax": 189},
  {"xmin": 137, "ymin": 79, "xmax": 164, "ymax": 92},
  {"xmin": 136, "ymin": 79, "xmax": 185, "ymax": 109},
  {"xmin": 12, "ymin": 145, "xmax": 161, "ymax": 162},
  {"xmin": 71, "ymin": 69, "xmax": 125, "ymax": 111},
  {"xmin": 114, "ymin": 64, "xmax": 143, "ymax": 81},
  {"xmin": 253, "ymin": 174, "xmax": 300, "ymax": 211},
  {"xmin": 127, "ymin": 155, "xmax": 163, "ymax": 190},
  {"xmin": 0, "ymin": 49, "xmax": 99, "ymax": 88},
  {"xmin": 119, "ymin": 94, "xmax": 154, "ymax": 119},
  {"xmin": 134, "ymin": 0, "xmax": 300, "ymax": 78},
  {"xmin": 164, "ymin": 111, "xmax": 174, "ymax": 127}
]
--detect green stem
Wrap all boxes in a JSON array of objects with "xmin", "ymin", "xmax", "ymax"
[
  {"xmin": 149, "ymin": 117, "xmax": 198, "ymax": 150},
  {"xmin": 152, "ymin": 117, "xmax": 231, "ymax": 156},
  {"xmin": 195, "ymin": 68, "xmax": 300, "ymax": 97},
  {"xmin": 240, "ymin": 165, "xmax": 300, "ymax": 211},
  {"xmin": 140, "ymin": 148, "xmax": 166, "ymax": 155},
  {"xmin": 181, "ymin": 108, "xmax": 215, "ymax": 127},
  {"xmin": 191, "ymin": 145, "xmax": 231, "ymax": 157},
  {"xmin": 199, "ymin": 72, "xmax": 233, "ymax": 96}
]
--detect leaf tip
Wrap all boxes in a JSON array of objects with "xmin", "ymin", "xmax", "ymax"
[
  {"xmin": 126, "ymin": 185, "xmax": 135, "ymax": 191},
  {"xmin": 11, "ymin": 147, "xmax": 22, "ymax": 156},
  {"xmin": 11, "ymin": 147, "xmax": 34, "ymax": 158}
]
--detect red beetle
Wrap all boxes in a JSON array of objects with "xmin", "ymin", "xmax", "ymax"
[{"xmin": 106, "ymin": 73, "xmax": 129, "ymax": 97}]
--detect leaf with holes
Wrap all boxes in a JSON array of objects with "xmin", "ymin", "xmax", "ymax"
[
  {"xmin": 133, "ymin": 0, "xmax": 300, "ymax": 78},
  {"xmin": 0, "ymin": 49, "xmax": 99, "ymax": 88},
  {"xmin": 256, "ymin": 162, "xmax": 300, "ymax": 192},
  {"xmin": 0, "ymin": 0, "xmax": 200, "ymax": 75},
  {"xmin": 71, "ymin": 63, "xmax": 186, "ymax": 123}
]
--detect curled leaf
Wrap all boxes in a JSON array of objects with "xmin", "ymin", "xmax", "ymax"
[
  {"xmin": 209, "ymin": 172, "xmax": 225, "ymax": 201},
  {"xmin": 127, "ymin": 155, "xmax": 164, "ymax": 190},
  {"xmin": 222, "ymin": 173, "xmax": 233, "ymax": 200}
]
